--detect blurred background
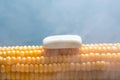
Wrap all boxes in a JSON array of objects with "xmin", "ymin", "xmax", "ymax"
[{"xmin": 0, "ymin": 0, "xmax": 120, "ymax": 46}]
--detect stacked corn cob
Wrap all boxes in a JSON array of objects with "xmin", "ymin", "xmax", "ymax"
[{"xmin": 0, "ymin": 43, "xmax": 120, "ymax": 80}]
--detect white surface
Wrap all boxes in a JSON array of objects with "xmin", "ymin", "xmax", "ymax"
[{"xmin": 43, "ymin": 35, "xmax": 82, "ymax": 49}]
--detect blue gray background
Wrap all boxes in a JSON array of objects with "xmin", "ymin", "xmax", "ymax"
[{"xmin": 0, "ymin": 0, "xmax": 120, "ymax": 46}]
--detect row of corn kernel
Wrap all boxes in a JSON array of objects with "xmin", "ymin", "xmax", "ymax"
[
  {"xmin": 82, "ymin": 43, "xmax": 120, "ymax": 47},
  {"xmin": 0, "ymin": 50, "xmax": 43, "ymax": 57},
  {"xmin": 79, "ymin": 53, "xmax": 120, "ymax": 62},
  {"xmin": 43, "ymin": 43, "xmax": 120, "ymax": 56},
  {"xmin": 44, "ymin": 48, "xmax": 80, "ymax": 56},
  {"xmin": 1, "ymin": 71, "xmax": 120, "ymax": 80},
  {"xmin": 1, "ymin": 53, "xmax": 120, "ymax": 65},
  {"xmin": 0, "ymin": 46, "xmax": 43, "ymax": 51},
  {"xmin": 80, "ymin": 43, "xmax": 120, "ymax": 53},
  {"xmin": 0, "ymin": 56, "xmax": 54, "ymax": 65},
  {"xmin": 0, "ymin": 43, "xmax": 119, "ymax": 51},
  {"xmin": 0, "ymin": 43, "xmax": 120, "ymax": 57},
  {"xmin": 2, "ymin": 61, "xmax": 120, "ymax": 73},
  {"xmin": 82, "ymin": 43, "xmax": 120, "ymax": 48}
]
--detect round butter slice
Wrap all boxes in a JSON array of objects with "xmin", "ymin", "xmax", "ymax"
[{"xmin": 43, "ymin": 35, "xmax": 82, "ymax": 49}]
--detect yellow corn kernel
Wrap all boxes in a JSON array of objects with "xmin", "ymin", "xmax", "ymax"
[
  {"xmin": 16, "ymin": 57, "xmax": 21, "ymax": 63},
  {"xmin": 20, "ymin": 64, "xmax": 25, "ymax": 72},
  {"xmin": 27, "ymin": 57, "xmax": 31, "ymax": 64},
  {"xmin": 53, "ymin": 63, "xmax": 57, "ymax": 72},
  {"xmin": 48, "ymin": 64, "xmax": 53, "ymax": 73},
  {"xmin": 1, "ymin": 65, "xmax": 5, "ymax": 73},
  {"xmin": 24, "ymin": 73, "xmax": 29, "ymax": 80},
  {"xmin": 11, "ymin": 64, "xmax": 16, "ymax": 72},
  {"xmin": 29, "ymin": 64, "xmax": 34, "ymax": 72},
  {"xmin": 16, "ymin": 63, "xmax": 20, "ymax": 72},
  {"xmin": 24, "ymin": 64, "xmax": 29, "ymax": 72},
  {"xmin": 6, "ymin": 57, "xmax": 11, "ymax": 65},
  {"xmin": 81, "ymin": 62, "xmax": 86, "ymax": 71},
  {"xmin": 40, "ymin": 56, "xmax": 45, "ymax": 64},
  {"xmin": 95, "ymin": 53, "xmax": 100, "ymax": 61},
  {"xmin": 36, "ymin": 57, "xmax": 40, "ymax": 64},
  {"xmin": 6, "ymin": 72, "xmax": 11, "ymax": 80},
  {"xmin": 11, "ymin": 57, "xmax": 16, "ymax": 64},
  {"xmin": 11, "ymin": 72, "xmax": 16, "ymax": 80},
  {"xmin": 5, "ymin": 65, "xmax": 10, "ymax": 73},
  {"xmin": 89, "ymin": 53, "xmax": 94, "ymax": 61},
  {"xmin": 21, "ymin": 57, "xmax": 26, "ymax": 64},
  {"xmin": 2, "ymin": 51, "xmax": 7, "ymax": 57},
  {"xmin": 61, "ymin": 63, "xmax": 66, "ymax": 72},
  {"xmin": 111, "ymin": 53, "xmax": 117, "ymax": 62},
  {"xmin": 35, "ymin": 64, "xmax": 39, "ymax": 73},
  {"xmin": 86, "ymin": 62, "xmax": 91, "ymax": 71},
  {"xmin": 21, "ymin": 72, "xmax": 25, "ymax": 80},
  {"xmin": 39, "ymin": 64, "xmax": 43, "ymax": 73},
  {"xmin": 1, "ymin": 73, "xmax": 6, "ymax": 80},
  {"xmin": 101, "ymin": 53, "xmax": 106, "ymax": 61},
  {"xmin": 34, "ymin": 73, "xmax": 39, "ymax": 80},
  {"xmin": 16, "ymin": 72, "xmax": 20, "ymax": 80},
  {"xmin": 75, "ymin": 63, "xmax": 81, "ymax": 71}
]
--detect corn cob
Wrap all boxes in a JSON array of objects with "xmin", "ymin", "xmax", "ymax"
[{"xmin": 0, "ymin": 43, "xmax": 120, "ymax": 80}]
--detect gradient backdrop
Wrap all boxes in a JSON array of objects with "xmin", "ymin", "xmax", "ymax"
[{"xmin": 0, "ymin": 0, "xmax": 120, "ymax": 46}]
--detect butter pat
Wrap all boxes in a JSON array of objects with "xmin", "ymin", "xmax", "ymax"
[{"xmin": 43, "ymin": 35, "xmax": 82, "ymax": 49}]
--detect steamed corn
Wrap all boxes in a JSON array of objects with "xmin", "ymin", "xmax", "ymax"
[{"xmin": 0, "ymin": 43, "xmax": 120, "ymax": 80}]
